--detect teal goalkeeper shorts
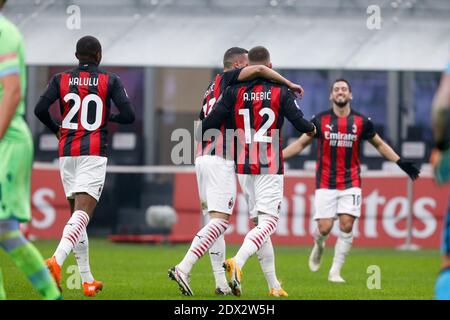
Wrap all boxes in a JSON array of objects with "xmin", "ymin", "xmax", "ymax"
[{"xmin": 0, "ymin": 125, "xmax": 33, "ymax": 223}]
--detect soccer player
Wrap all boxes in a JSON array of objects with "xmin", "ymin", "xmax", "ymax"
[
  {"xmin": 169, "ymin": 47, "xmax": 304, "ymax": 296},
  {"xmin": 199, "ymin": 46, "xmax": 316, "ymax": 296},
  {"xmin": 283, "ymin": 79, "xmax": 420, "ymax": 282},
  {"xmin": 0, "ymin": 0, "xmax": 61, "ymax": 300},
  {"xmin": 34, "ymin": 36, "xmax": 135, "ymax": 296},
  {"xmin": 432, "ymin": 60, "xmax": 450, "ymax": 300}
]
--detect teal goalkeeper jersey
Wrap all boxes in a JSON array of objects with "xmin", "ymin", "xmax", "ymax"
[{"xmin": 0, "ymin": 13, "xmax": 29, "ymax": 141}]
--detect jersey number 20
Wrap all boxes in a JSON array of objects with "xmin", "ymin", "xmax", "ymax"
[{"xmin": 62, "ymin": 93, "xmax": 103, "ymax": 131}]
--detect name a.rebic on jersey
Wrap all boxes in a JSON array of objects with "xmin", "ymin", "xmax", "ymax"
[
  {"xmin": 243, "ymin": 91, "xmax": 272, "ymax": 101},
  {"xmin": 69, "ymin": 77, "xmax": 99, "ymax": 86}
]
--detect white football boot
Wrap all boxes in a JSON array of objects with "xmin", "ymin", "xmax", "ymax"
[
  {"xmin": 308, "ymin": 241, "xmax": 325, "ymax": 272},
  {"xmin": 328, "ymin": 269, "xmax": 346, "ymax": 283}
]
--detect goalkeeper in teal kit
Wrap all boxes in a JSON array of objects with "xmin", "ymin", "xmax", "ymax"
[
  {"xmin": 433, "ymin": 59, "xmax": 450, "ymax": 300},
  {"xmin": 0, "ymin": 0, "xmax": 61, "ymax": 299}
]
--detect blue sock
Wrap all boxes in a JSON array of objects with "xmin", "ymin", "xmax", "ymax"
[{"xmin": 435, "ymin": 268, "xmax": 450, "ymax": 300}]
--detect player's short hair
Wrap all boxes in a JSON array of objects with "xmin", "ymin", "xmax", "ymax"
[
  {"xmin": 331, "ymin": 78, "xmax": 352, "ymax": 92},
  {"xmin": 223, "ymin": 47, "xmax": 248, "ymax": 69},
  {"xmin": 76, "ymin": 36, "xmax": 102, "ymax": 60},
  {"xmin": 0, "ymin": 0, "xmax": 7, "ymax": 9},
  {"xmin": 248, "ymin": 46, "xmax": 270, "ymax": 64}
]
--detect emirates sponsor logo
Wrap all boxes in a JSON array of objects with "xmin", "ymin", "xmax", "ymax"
[{"xmin": 324, "ymin": 131, "xmax": 358, "ymax": 147}]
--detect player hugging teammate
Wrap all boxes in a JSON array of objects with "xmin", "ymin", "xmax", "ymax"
[{"xmin": 170, "ymin": 46, "xmax": 315, "ymax": 297}]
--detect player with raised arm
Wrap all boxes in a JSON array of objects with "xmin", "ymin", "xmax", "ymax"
[
  {"xmin": 34, "ymin": 36, "xmax": 135, "ymax": 296},
  {"xmin": 169, "ymin": 47, "xmax": 304, "ymax": 296},
  {"xmin": 199, "ymin": 46, "xmax": 316, "ymax": 296},
  {"xmin": 432, "ymin": 60, "xmax": 450, "ymax": 300},
  {"xmin": 0, "ymin": 0, "xmax": 61, "ymax": 300},
  {"xmin": 283, "ymin": 79, "xmax": 420, "ymax": 283}
]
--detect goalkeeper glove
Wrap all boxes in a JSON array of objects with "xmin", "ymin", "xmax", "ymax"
[{"xmin": 396, "ymin": 159, "xmax": 420, "ymax": 181}]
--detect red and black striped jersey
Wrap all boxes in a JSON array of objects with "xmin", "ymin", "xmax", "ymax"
[
  {"xmin": 312, "ymin": 109, "xmax": 376, "ymax": 189},
  {"xmin": 40, "ymin": 62, "xmax": 133, "ymax": 157},
  {"xmin": 200, "ymin": 78, "xmax": 315, "ymax": 174},
  {"xmin": 196, "ymin": 68, "xmax": 242, "ymax": 157}
]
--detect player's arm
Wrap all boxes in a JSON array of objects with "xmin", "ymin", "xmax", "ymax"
[
  {"xmin": 109, "ymin": 76, "xmax": 135, "ymax": 124},
  {"xmin": 369, "ymin": 134, "xmax": 400, "ymax": 162},
  {"xmin": 237, "ymin": 66, "xmax": 304, "ymax": 97},
  {"xmin": 34, "ymin": 76, "xmax": 61, "ymax": 138},
  {"xmin": 0, "ymin": 73, "xmax": 21, "ymax": 140},
  {"xmin": 431, "ymin": 65, "xmax": 450, "ymax": 150},
  {"xmin": 368, "ymin": 132, "xmax": 420, "ymax": 180},
  {"xmin": 282, "ymin": 134, "xmax": 314, "ymax": 159},
  {"xmin": 282, "ymin": 89, "xmax": 316, "ymax": 134}
]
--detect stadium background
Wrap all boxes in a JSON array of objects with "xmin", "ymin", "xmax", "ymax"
[{"xmin": 4, "ymin": 0, "xmax": 450, "ymax": 248}]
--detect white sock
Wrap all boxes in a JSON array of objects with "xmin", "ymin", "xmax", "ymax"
[
  {"xmin": 235, "ymin": 214, "xmax": 278, "ymax": 269},
  {"xmin": 208, "ymin": 233, "xmax": 228, "ymax": 289},
  {"xmin": 73, "ymin": 228, "xmax": 94, "ymax": 283},
  {"xmin": 54, "ymin": 210, "xmax": 90, "ymax": 266},
  {"xmin": 178, "ymin": 218, "xmax": 229, "ymax": 274},
  {"xmin": 330, "ymin": 231, "xmax": 353, "ymax": 274},
  {"xmin": 257, "ymin": 237, "xmax": 281, "ymax": 290},
  {"xmin": 313, "ymin": 227, "xmax": 328, "ymax": 246}
]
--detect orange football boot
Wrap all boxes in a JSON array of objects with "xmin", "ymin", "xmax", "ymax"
[
  {"xmin": 45, "ymin": 256, "xmax": 62, "ymax": 292},
  {"xmin": 83, "ymin": 280, "xmax": 103, "ymax": 297}
]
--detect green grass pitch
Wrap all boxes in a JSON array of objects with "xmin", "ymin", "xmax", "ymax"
[{"xmin": 0, "ymin": 239, "xmax": 439, "ymax": 300}]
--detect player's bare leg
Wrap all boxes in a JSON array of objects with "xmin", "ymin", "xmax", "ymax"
[
  {"xmin": 46, "ymin": 193, "xmax": 97, "ymax": 291},
  {"xmin": 328, "ymin": 214, "xmax": 355, "ymax": 283},
  {"xmin": 252, "ymin": 218, "xmax": 287, "ymax": 297},
  {"xmin": 170, "ymin": 211, "xmax": 230, "ymax": 296},
  {"xmin": 309, "ymin": 218, "xmax": 333, "ymax": 272}
]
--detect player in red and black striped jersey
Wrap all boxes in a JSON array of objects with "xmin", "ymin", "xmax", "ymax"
[
  {"xmin": 311, "ymin": 107, "xmax": 376, "ymax": 190},
  {"xmin": 200, "ymin": 67, "xmax": 315, "ymax": 175},
  {"xmin": 35, "ymin": 53, "xmax": 134, "ymax": 158},
  {"xmin": 198, "ymin": 46, "xmax": 315, "ymax": 296},
  {"xmin": 170, "ymin": 47, "xmax": 305, "ymax": 297},
  {"xmin": 34, "ymin": 36, "xmax": 135, "ymax": 297},
  {"xmin": 283, "ymin": 79, "xmax": 419, "ymax": 283}
]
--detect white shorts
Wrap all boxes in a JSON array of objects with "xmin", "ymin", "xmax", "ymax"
[
  {"xmin": 59, "ymin": 156, "xmax": 107, "ymax": 202},
  {"xmin": 314, "ymin": 187, "xmax": 362, "ymax": 220},
  {"xmin": 195, "ymin": 155, "xmax": 236, "ymax": 215},
  {"xmin": 238, "ymin": 174, "xmax": 283, "ymax": 219}
]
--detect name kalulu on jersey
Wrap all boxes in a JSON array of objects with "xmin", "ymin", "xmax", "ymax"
[{"xmin": 69, "ymin": 77, "xmax": 99, "ymax": 86}]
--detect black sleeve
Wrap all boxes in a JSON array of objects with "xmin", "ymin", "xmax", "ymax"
[
  {"xmin": 281, "ymin": 89, "xmax": 315, "ymax": 133},
  {"xmin": 362, "ymin": 116, "xmax": 377, "ymax": 140},
  {"xmin": 41, "ymin": 75, "xmax": 60, "ymax": 101},
  {"xmin": 109, "ymin": 75, "xmax": 135, "ymax": 124},
  {"xmin": 311, "ymin": 115, "xmax": 321, "ymax": 138},
  {"xmin": 34, "ymin": 75, "xmax": 60, "ymax": 134},
  {"xmin": 221, "ymin": 68, "xmax": 242, "ymax": 87}
]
